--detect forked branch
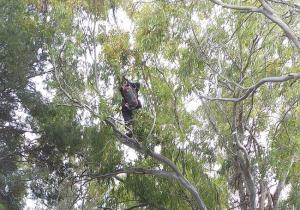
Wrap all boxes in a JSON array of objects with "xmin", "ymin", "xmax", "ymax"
[
  {"xmin": 199, "ymin": 73, "xmax": 300, "ymax": 102},
  {"xmin": 209, "ymin": 0, "xmax": 300, "ymax": 49}
]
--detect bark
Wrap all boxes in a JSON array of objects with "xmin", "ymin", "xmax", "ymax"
[
  {"xmin": 232, "ymin": 103, "xmax": 256, "ymax": 210},
  {"xmin": 237, "ymin": 171, "xmax": 247, "ymax": 210},
  {"xmin": 243, "ymin": 166, "xmax": 256, "ymax": 210},
  {"xmin": 259, "ymin": 180, "xmax": 267, "ymax": 210},
  {"xmin": 272, "ymin": 156, "xmax": 295, "ymax": 210},
  {"xmin": 267, "ymin": 190, "xmax": 274, "ymax": 209}
]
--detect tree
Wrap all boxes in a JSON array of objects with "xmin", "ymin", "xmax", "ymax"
[
  {"xmin": 0, "ymin": 0, "xmax": 46, "ymax": 208},
  {"xmin": 3, "ymin": 0, "xmax": 300, "ymax": 209},
  {"xmin": 0, "ymin": 1, "xmax": 82, "ymax": 209}
]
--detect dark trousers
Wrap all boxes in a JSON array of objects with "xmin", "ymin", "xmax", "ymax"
[{"xmin": 122, "ymin": 105, "xmax": 133, "ymax": 134}]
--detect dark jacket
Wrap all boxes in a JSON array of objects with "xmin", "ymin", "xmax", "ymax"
[{"xmin": 119, "ymin": 81, "xmax": 141, "ymax": 110}]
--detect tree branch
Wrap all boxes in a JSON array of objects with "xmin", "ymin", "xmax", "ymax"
[
  {"xmin": 199, "ymin": 73, "xmax": 300, "ymax": 102},
  {"xmin": 123, "ymin": 203, "xmax": 148, "ymax": 210},
  {"xmin": 105, "ymin": 118, "xmax": 207, "ymax": 210},
  {"xmin": 232, "ymin": 103, "xmax": 256, "ymax": 210},
  {"xmin": 86, "ymin": 167, "xmax": 178, "ymax": 180},
  {"xmin": 268, "ymin": 0, "xmax": 300, "ymax": 12},
  {"xmin": 210, "ymin": 0, "xmax": 300, "ymax": 49},
  {"xmin": 259, "ymin": 0, "xmax": 300, "ymax": 49},
  {"xmin": 51, "ymin": 48, "xmax": 207, "ymax": 209},
  {"xmin": 92, "ymin": 0, "xmax": 101, "ymax": 97},
  {"xmin": 272, "ymin": 155, "xmax": 295, "ymax": 210},
  {"xmin": 210, "ymin": 0, "xmax": 263, "ymax": 12},
  {"xmin": 259, "ymin": 180, "xmax": 267, "ymax": 210}
]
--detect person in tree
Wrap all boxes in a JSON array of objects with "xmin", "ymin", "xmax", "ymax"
[{"xmin": 119, "ymin": 76, "xmax": 142, "ymax": 137}]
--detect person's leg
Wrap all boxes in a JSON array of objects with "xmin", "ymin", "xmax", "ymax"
[{"xmin": 122, "ymin": 105, "xmax": 133, "ymax": 137}]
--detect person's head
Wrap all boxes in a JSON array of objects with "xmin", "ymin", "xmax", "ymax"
[{"xmin": 121, "ymin": 75, "xmax": 129, "ymax": 86}]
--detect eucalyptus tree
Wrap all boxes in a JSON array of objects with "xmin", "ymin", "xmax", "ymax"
[
  {"xmin": 200, "ymin": 1, "xmax": 300, "ymax": 209},
  {"xmin": 15, "ymin": 0, "xmax": 300, "ymax": 209}
]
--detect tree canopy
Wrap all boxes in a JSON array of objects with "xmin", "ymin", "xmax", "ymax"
[{"xmin": 0, "ymin": 0, "xmax": 299, "ymax": 210}]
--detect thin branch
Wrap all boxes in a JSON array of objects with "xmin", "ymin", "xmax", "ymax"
[
  {"xmin": 268, "ymin": 0, "xmax": 300, "ymax": 11},
  {"xmin": 267, "ymin": 188, "xmax": 274, "ymax": 209},
  {"xmin": 272, "ymin": 155, "xmax": 295, "ymax": 209},
  {"xmin": 86, "ymin": 167, "xmax": 178, "ymax": 181},
  {"xmin": 245, "ymin": 92, "xmax": 255, "ymax": 122},
  {"xmin": 142, "ymin": 67, "xmax": 158, "ymax": 141},
  {"xmin": 124, "ymin": 203, "xmax": 148, "ymax": 210},
  {"xmin": 210, "ymin": 0, "xmax": 263, "ymax": 12},
  {"xmin": 27, "ymin": 69, "xmax": 53, "ymax": 79},
  {"xmin": 232, "ymin": 104, "xmax": 250, "ymax": 168},
  {"xmin": 154, "ymin": 56, "xmax": 183, "ymax": 133},
  {"xmin": 92, "ymin": 0, "xmax": 101, "ymax": 97},
  {"xmin": 210, "ymin": 0, "xmax": 300, "ymax": 49},
  {"xmin": 274, "ymin": 94, "xmax": 300, "ymax": 135},
  {"xmin": 199, "ymin": 73, "xmax": 300, "ymax": 102},
  {"xmin": 217, "ymin": 51, "xmax": 245, "ymax": 90},
  {"xmin": 191, "ymin": 26, "xmax": 245, "ymax": 91},
  {"xmin": 242, "ymin": 34, "xmax": 259, "ymax": 73},
  {"xmin": 259, "ymin": 0, "xmax": 300, "ymax": 49}
]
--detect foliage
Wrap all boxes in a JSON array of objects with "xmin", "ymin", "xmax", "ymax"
[{"xmin": 1, "ymin": 0, "xmax": 300, "ymax": 209}]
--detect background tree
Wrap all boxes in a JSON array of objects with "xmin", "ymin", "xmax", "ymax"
[{"xmin": 0, "ymin": 0, "xmax": 47, "ymax": 208}]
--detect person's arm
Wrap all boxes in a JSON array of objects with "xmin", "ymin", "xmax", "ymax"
[
  {"xmin": 119, "ymin": 86, "xmax": 124, "ymax": 97},
  {"xmin": 132, "ymin": 82, "xmax": 140, "ymax": 92}
]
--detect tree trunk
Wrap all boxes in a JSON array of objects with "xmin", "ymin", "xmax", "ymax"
[
  {"xmin": 259, "ymin": 180, "xmax": 267, "ymax": 210},
  {"xmin": 238, "ymin": 177, "xmax": 248, "ymax": 210}
]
